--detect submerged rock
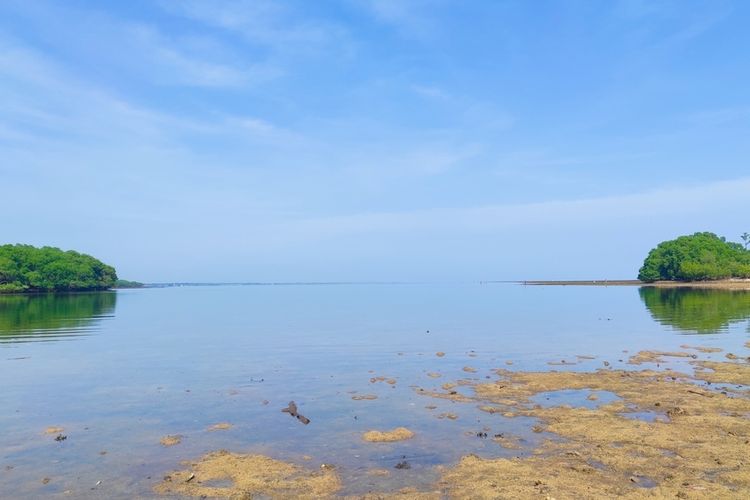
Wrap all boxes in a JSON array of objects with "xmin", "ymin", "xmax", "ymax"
[
  {"xmin": 362, "ymin": 427, "xmax": 415, "ymax": 442},
  {"xmin": 159, "ymin": 435, "xmax": 181, "ymax": 447}
]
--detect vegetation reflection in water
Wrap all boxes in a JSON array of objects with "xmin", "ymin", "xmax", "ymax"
[
  {"xmin": 639, "ymin": 287, "xmax": 750, "ymax": 333},
  {"xmin": 0, "ymin": 292, "xmax": 116, "ymax": 342}
]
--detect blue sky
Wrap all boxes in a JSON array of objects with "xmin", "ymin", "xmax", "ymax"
[{"xmin": 1, "ymin": 0, "xmax": 749, "ymax": 282}]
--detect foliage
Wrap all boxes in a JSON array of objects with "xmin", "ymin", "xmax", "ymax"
[
  {"xmin": 114, "ymin": 279, "xmax": 144, "ymax": 288},
  {"xmin": 742, "ymin": 232, "xmax": 750, "ymax": 250},
  {"xmin": 0, "ymin": 292, "xmax": 116, "ymax": 335},
  {"xmin": 638, "ymin": 232, "xmax": 750, "ymax": 282},
  {"xmin": 0, "ymin": 244, "xmax": 117, "ymax": 293},
  {"xmin": 639, "ymin": 287, "xmax": 750, "ymax": 333}
]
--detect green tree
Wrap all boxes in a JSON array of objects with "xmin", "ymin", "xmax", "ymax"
[
  {"xmin": 638, "ymin": 232, "xmax": 750, "ymax": 282},
  {"xmin": 742, "ymin": 232, "xmax": 750, "ymax": 250},
  {"xmin": 0, "ymin": 244, "xmax": 117, "ymax": 293}
]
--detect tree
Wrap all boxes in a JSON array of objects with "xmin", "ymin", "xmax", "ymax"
[
  {"xmin": 0, "ymin": 244, "xmax": 117, "ymax": 293},
  {"xmin": 742, "ymin": 232, "xmax": 750, "ymax": 250},
  {"xmin": 638, "ymin": 232, "xmax": 750, "ymax": 282}
]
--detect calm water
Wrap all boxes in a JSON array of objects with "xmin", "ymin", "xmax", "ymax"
[{"xmin": 1, "ymin": 284, "xmax": 749, "ymax": 498}]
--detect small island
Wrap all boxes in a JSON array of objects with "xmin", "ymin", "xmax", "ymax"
[
  {"xmin": 638, "ymin": 232, "xmax": 750, "ymax": 283},
  {"xmin": 0, "ymin": 244, "xmax": 118, "ymax": 293},
  {"xmin": 520, "ymin": 232, "xmax": 750, "ymax": 289}
]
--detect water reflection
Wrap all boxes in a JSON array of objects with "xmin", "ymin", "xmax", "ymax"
[
  {"xmin": 0, "ymin": 292, "xmax": 116, "ymax": 342},
  {"xmin": 639, "ymin": 287, "xmax": 750, "ymax": 333}
]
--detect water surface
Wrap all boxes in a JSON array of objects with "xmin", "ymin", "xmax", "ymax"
[{"xmin": 1, "ymin": 284, "xmax": 748, "ymax": 497}]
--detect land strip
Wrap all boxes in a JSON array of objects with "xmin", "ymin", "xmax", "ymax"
[{"xmin": 516, "ymin": 279, "xmax": 750, "ymax": 289}]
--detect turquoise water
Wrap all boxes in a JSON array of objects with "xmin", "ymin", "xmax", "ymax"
[{"xmin": 1, "ymin": 284, "xmax": 748, "ymax": 497}]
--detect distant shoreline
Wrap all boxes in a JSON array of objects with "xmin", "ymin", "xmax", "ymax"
[
  {"xmin": 4, "ymin": 280, "xmax": 750, "ymax": 294},
  {"xmin": 516, "ymin": 279, "xmax": 750, "ymax": 289},
  {"xmin": 515, "ymin": 280, "xmax": 642, "ymax": 286}
]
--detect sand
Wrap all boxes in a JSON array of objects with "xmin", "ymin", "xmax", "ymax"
[
  {"xmin": 492, "ymin": 434, "xmax": 524, "ymax": 450},
  {"xmin": 680, "ymin": 344, "xmax": 723, "ymax": 353},
  {"xmin": 627, "ymin": 350, "xmax": 694, "ymax": 365},
  {"xmin": 693, "ymin": 360, "xmax": 750, "ymax": 385},
  {"xmin": 207, "ymin": 423, "xmax": 233, "ymax": 431},
  {"xmin": 155, "ymin": 450, "xmax": 341, "ymax": 498},
  {"xmin": 362, "ymin": 427, "xmax": 415, "ymax": 443},
  {"xmin": 420, "ymin": 359, "xmax": 750, "ymax": 498}
]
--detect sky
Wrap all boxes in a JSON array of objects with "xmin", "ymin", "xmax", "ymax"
[{"xmin": 1, "ymin": 0, "xmax": 749, "ymax": 282}]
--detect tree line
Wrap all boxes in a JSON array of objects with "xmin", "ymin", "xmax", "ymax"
[
  {"xmin": 638, "ymin": 232, "xmax": 750, "ymax": 282},
  {"xmin": 0, "ymin": 244, "xmax": 117, "ymax": 293}
]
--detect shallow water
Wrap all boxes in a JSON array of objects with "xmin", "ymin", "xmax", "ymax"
[
  {"xmin": 1, "ymin": 284, "xmax": 748, "ymax": 498},
  {"xmin": 530, "ymin": 389, "xmax": 620, "ymax": 409}
]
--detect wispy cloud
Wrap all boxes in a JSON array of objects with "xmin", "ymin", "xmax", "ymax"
[
  {"xmin": 358, "ymin": 0, "xmax": 442, "ymax": 39},
  {"xmin": 126, "ymin": 25, "xmax": 276, "ymax": 88},
  {"xmin": 160, "ymin": 0, "xmax": 349, "ymax": 54},
  {"xmin": 285, "ymin": 176, "xmax": 750, "ymax": 238},
  {"xmin": 0, "ymin": 34, "xmax": 290, "ymax": 139},
  {"xmin": 411, "ymin": 84, "xmax": 451, "ymax": 100},
  {"xmin": 685, "ymin": 106, "xmax": 750, "ymax": 128},
  {"xmin": 0, "ymin": 1, "xmax": 271, "ymax": 89},
  {"xmin": 339, "ymin": 144, "xmax": 481, "ymax": 183},
  {"xmin": 143, "ymin": 175, "xmax": 748, "ymax": 281},
  {"xmin": 0, "ymin": 38, "xmax": 175, "ymax": 145},
  {"xmin": 613, "ymin": 0, "xmax": 733, "ymax": 51}
]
